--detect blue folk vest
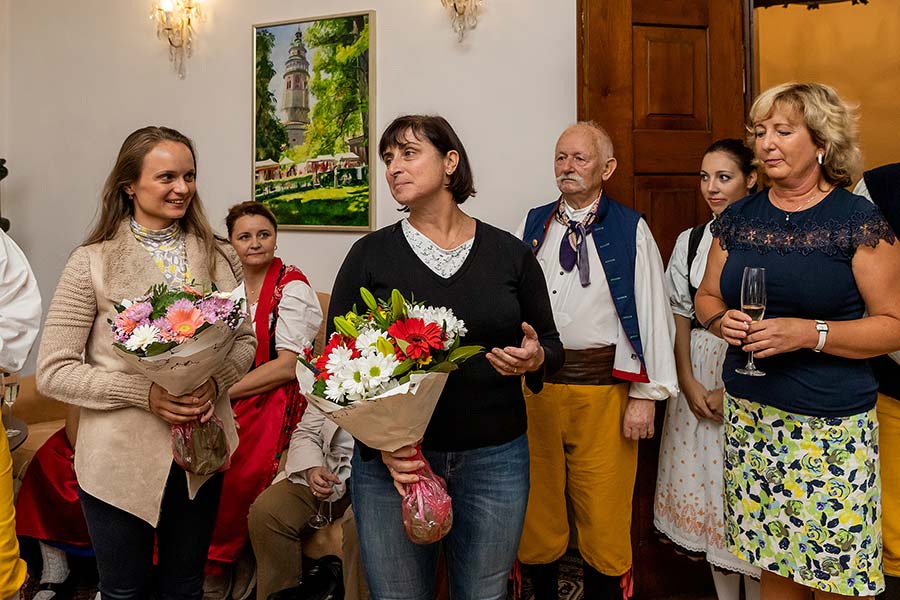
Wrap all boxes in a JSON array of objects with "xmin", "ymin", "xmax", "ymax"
[{"xmin": 522, "ymin": 195, "xmax": 648, "ymax": 379}]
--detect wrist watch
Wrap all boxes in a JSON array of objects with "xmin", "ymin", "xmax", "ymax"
[{"xmin": 813, "ymin": 320, "xmax": 829, "ymax": 352}]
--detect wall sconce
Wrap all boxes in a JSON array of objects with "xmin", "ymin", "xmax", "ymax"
[
  {"xmin": 150, "ymin": 0, "xmax": 203, "ymax": 78},
  {"xmin": 441, "ymin": 0, "xmax": 481, "ymax": 42}
]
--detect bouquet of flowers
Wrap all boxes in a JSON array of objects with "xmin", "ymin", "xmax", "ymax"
[
  {"xmin": 110, "ymin": 282, "xmax": 246, "ymax": 475},
  {"xmin": 297, "ymin": 288, "xmax": 482, "ymax": 543}
]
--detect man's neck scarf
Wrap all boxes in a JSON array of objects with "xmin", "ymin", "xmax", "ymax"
[{"xmin": 554, "ymin": 195, "xmax": 601, "ymax": 287}]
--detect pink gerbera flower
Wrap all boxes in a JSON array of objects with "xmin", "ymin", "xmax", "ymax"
[{"xmin": 166, "ymin": 301, "xmax": 205, "ymax": 341}]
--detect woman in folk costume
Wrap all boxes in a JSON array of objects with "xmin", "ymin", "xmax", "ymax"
[
  {"xmin": 36, "ymin": 126, "xmax": 256, "ymax": 600},
  {"xmin": 653, "ymin": 139, "xmax": 760, "ymax": 600},
  {"xmin": 203, "ymin": 201, "xmax": 323, "ymax": 599}
]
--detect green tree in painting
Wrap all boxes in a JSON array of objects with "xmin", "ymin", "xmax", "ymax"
[
  {"xmin": 255, "ymin": 29, "xmax": 288, "ymax": 161},
  {"xmin": 302, "ymin": 15, "xmax": 369, "ymax": 158}
]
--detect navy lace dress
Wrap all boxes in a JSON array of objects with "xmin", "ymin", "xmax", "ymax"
[
  {"xmin": 712, "ymin": 187, "xmax": 894, "ymax": 418},
  {"xmin": 710, "ymin": 187, "xmax": 895, "ymax": 595}
]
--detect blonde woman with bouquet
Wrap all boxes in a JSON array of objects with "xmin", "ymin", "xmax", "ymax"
[
  {"xmin": 37, "ymin": 126, "xmax": 256, "ymax": 600},
  {"xmin": 329, "ymin": 115, "xmax": 564, "ymax": 600}
]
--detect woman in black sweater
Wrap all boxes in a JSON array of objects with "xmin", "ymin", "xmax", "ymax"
[{"xmin": 330, "ymin": 115, "xmax": 563, "ymax": 600}]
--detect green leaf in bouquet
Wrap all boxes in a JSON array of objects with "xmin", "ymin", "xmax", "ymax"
[
  {"xmin": 371, "ymin": 311, "xmax": 389, "ymax": 330},
  {"xmin": 448, "ymin": 345, "xmax": 485, "ymax": 363},
  {"xmin": 144, "ymin": 340, "xmax": 178, "ymax": 356},
  {"xmin": 428, "ymin": 361, "xmax": 459, "ymax": 374},
  {"xmin": 395, "ymin": 338, "xmax": 410, "ymax": 355},
  {"xmin": 360, "ymin": 287, "xmax": 378, "ymax": 311},
  {"xmin": 376, "ymin": 336, "xmax": 395, "ymax": 357},
  {"xmin": 313, "ymin": 378, "xmax": 326, "ymax": 397},
  {"xmin": 390, "ymin": 289, "xmax": 406, "ymax": 320},
  {"xmin": 392, "ymin": 358, "xmax": 415, "ymax": 378},
  {"xmin": 334, "ymin": 316, "xmax": 359, "ymax": 338}
]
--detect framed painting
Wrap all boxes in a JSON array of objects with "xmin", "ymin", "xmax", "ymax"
[{"xmin": 253, "ymin": 11, "xmax": 374, "ymax": 230}]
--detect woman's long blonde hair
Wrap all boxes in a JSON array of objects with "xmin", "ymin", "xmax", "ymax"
[{"xmin": 84, "ymin": 126, "xmax": 220, "ymax": 277}]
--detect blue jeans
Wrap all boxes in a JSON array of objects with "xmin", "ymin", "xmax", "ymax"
[{"xmin": 351, "ymin": 435, "xmax": 529, "ymax": 600}]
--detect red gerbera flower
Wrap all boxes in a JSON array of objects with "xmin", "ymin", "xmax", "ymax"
[{"xmin": 388, "ymin": 318, "xmax": 444, "ymax": 361}]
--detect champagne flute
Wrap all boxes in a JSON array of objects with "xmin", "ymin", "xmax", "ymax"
[
  {"xmin": 736, "ymin": 267, "xmax": 766, "ymax": 376},
  {"xmin": 307, "ymin": 496, "xmax": 333, "ymax": 530},
  {"xmin": 1, "ymin": 372, "xmax": 21, "ymax": 439}
]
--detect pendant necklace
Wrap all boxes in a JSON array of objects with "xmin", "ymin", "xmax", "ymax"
[{"xmin": 773, "ymin": 189, "xmax": 820, "ymax": 222}]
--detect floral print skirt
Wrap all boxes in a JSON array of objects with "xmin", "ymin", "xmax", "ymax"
[{"xmin": 723, "ymin": 393, "xmax": 883, "ymax": 596}]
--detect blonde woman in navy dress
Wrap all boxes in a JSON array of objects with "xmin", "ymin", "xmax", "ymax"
[{"xmin": 696, "ymin": 83, "xmax": 900, "ymax": 598}]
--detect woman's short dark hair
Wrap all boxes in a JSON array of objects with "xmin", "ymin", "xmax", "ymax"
[
  {"xmin": 378, "ymin": 115, "xmax": 476, "ymax": 204},
  {"xmin": 705, "ymin": 138, "xmax": 758, "ymax": 192},
  {"xmin": 225, "ymin": 201, "xmax": 278, "ymax": 237}
]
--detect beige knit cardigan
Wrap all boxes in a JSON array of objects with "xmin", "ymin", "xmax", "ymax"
[{"xmin": 37, "ymin": 219, "xmax": 256, "ymax": 526}]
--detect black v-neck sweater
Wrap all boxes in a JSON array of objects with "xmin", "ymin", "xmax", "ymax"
[{"xmin": 328, "ymin": 219, "xmax": 564, "ymax": 452}]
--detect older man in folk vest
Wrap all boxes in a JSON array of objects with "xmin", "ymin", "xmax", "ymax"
[{"xmin": 515, "ymin": 122, "xmax": 677, "ymax": 599}]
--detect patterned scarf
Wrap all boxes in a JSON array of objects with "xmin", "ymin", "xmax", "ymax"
[
  {"xmin": 130, "ymin": 218, "xmax": 190, "ymax": 286},
  {"xmin": 554, "ymin": 196, "xmax": 601, "ymax": 287}
]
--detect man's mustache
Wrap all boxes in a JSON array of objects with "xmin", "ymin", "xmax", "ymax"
[{"xmin": 556, "ymin": 174, "xmax": 585, "ymax": 187}]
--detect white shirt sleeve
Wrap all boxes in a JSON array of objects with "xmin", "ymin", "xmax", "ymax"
[
  {"xmin": 274, "ymin": 279, "xmax": 324, "ymax": 354},
  {"xmin": 853, "ymin": 178, "xmax": 872, "ymax": 202},
  {"xmin": 629, "ymin": 220, "xmax": 678, "ymax": 400},
  {"xmin": 666, "ymin": 228, "xmax": 694, "ymax": 319},
  {"xmin": 0, "ymin": 230, "xmax": 42, "ymax": 373}
]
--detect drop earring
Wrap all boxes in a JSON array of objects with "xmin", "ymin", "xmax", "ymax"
[{"xmin": 817, "ymin": 152, "xmax": 824, "ymax": 165}]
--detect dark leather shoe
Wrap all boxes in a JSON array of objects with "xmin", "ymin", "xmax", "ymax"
[{"xmin": 268, "ymin": 555, "xmax": 344, "ymax": 600}]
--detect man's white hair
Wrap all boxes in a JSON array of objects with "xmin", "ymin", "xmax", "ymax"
[{"xmin": 563, "ymin": 121, "xmax": 614, "ymax": 159}]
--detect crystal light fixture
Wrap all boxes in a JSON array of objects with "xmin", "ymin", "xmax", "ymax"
[
  {"xmin": 150, "ymin": 0, "xmax": 203, "ymax": 78},
  {"xmin": 441, "ymin": 0, "xmax": 482, "ymax": 42}
]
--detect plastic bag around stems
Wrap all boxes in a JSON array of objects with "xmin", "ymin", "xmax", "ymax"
[
  {"xmin": 402, "ymin": 446, "xmax": 453, "ymax": 545},
  {"xmin": 170, "ymin": 415, "xmax": 231, "ymax": 475},
  {"xmin": 114, "ymin": 322, "xmax": 239, "ymax": 475}
]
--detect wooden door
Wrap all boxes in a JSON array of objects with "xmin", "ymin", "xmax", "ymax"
[{"xmin": 578, "ymin": 1, "xmax": 749, "ymax": 597}]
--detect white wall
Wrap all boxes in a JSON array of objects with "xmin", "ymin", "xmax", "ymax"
[{"xmin": 4, "ymin": 0, "xmax": 577, "ymax": 373}]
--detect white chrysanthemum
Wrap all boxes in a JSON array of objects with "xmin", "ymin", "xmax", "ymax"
[
  {"xmin": 407, "ymin": 305, "xmax": 467, "ymax": 348},
  {"xmin": 355, "ymin": 327, "xmax": 387, "ymax": 358},
  {"xmin": 324, "ymin": 377, "xmax": 346, "ymax": 403},
  {"xmin": 124, "ymin": 324, "xmax": 160, "ymax": 352},
  {"xmin": 340, "ymin": 364, "xmax": 368, "ymax": 398},
  {"xmin": 360, "ymin": 352, "xmax": 400, "ymax": 389},
  {"xmin": 325, "ymin": 344, "xmax": 355, "ymax": 378}
]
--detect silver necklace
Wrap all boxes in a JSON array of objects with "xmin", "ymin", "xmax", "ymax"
[{"xmin": 772, "ymin": 190, "xmax": 819, "ymax": 222}]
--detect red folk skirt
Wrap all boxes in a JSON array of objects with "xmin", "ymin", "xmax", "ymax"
[
  {"xmin": 15, "ymin": 428, "xmax": 91, "ymax": 548},
  {"xmin": 206, "ymin": 380, "xmax": 305, "ymax": 564}
]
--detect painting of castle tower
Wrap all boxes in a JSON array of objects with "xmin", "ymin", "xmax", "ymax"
[
  {"xmin": 253, "ymin": 12, "xmax": 373, "ymax": 230},
  {"xmin": 282, "ymin": 29, "xmax": 311, "ymax": 147}
]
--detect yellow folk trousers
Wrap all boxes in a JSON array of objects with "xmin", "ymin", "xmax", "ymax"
[
  {"xmin": 0, "ymin": 421, "xmax": 26, "ymax": 597},
  {"xmin": 517, "ymin": 382, "xmax": 637, "ymax": 576}
]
